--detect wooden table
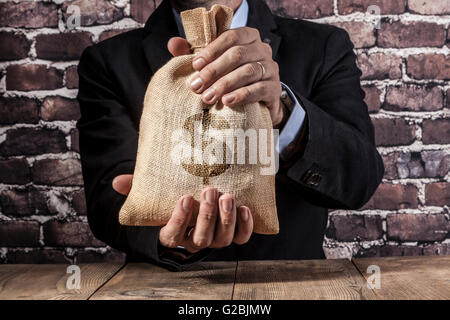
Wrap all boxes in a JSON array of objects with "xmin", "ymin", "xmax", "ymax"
[{"xmin": 0, "ymin": 256, "xmax": 448, "ymax": 300}]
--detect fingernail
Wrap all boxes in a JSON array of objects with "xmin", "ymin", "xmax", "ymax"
[
  {"xmin": 193, "ymin": 57, "xmax": 206, "ymax": 70},
  {"xmin": 202, "ymin": 87, "xmax": 215, "ymax": 102},
  {"xmin": 241, "ymin": 207, "xmax": 249, "ymax": 222},
  {"xmin": 112, "ymin": 177, "xmax": 118, "ymax": 188},
  {"xmin": 222, "ymin": 198, "xmax": 234, "ymax": 213},
  {"xmin": 223, "ymin": 94, "xmax": 236, "ymax": 105},
  {"xmin": 205, "ymin": 189, "xmax": 216, "ymax": 205},
  {"xmin": 182, "ymin": 196, "xmax": 193, "ymax": 212},
  {"xmin": 190, "ymin": 77, "xmax": 202, "ymax": 91}
]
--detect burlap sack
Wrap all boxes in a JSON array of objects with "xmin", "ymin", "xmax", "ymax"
[{"xmin": 119, "ymin": 5, "xmax": 279, "ymax": 234}]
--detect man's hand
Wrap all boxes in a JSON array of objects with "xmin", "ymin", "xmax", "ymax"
[
  {"xmin": 167, "ymin": 27, "xmax": 284, "ymax": 126},
  {"xmin": 113, "ymin": 175, "xmax": 253, "ymax": 253}
]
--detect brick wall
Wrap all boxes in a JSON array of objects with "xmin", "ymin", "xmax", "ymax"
[{"xmin": 0, "ymin": 0, "xmax": 449, "ymax": 263}]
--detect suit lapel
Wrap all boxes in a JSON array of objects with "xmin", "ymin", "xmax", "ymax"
[
  {"xmin": 142, "ymin": 0, "xmax": 180, "ymax": 75},
  {"xmin": 141, "ymin": 0, "xmax": 282, "ymax": 74},
  {"xmin": 246, "ymin": 0, "xmax": 281, "ymax": 60}
]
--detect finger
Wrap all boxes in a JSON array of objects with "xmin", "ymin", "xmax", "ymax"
[
  {"xmin": 190, "ymin": 187, "xmax": 219, "ymax": 249},
  {"xmin": 159, "ymin": 195, "xmax": 194, "ymax": 248},
  {"xmin": 233, "ymin": 206, "xmax": 253, "ymax": 245},
  {"xmin": 168, "ymin": 37, "xmax": 191, "ymax": 57},
  {"xmin": 202, "ymin": 61, "xmax": 278, "ymax": 105},
  {"xmin": 112, "ymin": 174, "xmax": 133, "ymax": 196},
  {"xmin": 189, "ymin": 42, "xmax": 271, "ymax": 94},
  {"xmin": 180, "ymin": 227, "xmax": 202, "ymax": 254},
  {"xmin": 192, "ymin": 27, "xmax": 260, "ymax": 70},
  {"xmin": 210, "ymin": 194, "xmax": 236, "ymax": 248},
  {"xmin": 221, "ymin": 80, "xmax": 281, "ymax": 108}
]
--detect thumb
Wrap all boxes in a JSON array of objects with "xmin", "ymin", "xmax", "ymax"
[
  {"xmin": 168, "ymin": 37, "xmax": 191, "ymax": 57},
  {"xmin": 112, "ymin": 174, "xmax": 133, "ymax": 196}
]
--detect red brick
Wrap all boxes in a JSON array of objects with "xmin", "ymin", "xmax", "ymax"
[
  {"xmin": 363, "ymin": 86, "xmax": 382, "ymax": 113},
  {"xmin": 0, "ymin": 97, "xmax": 39, "ymax": 124},
  {"xmin": 99, "ymin": 28, "xmax": 134, "ymax": 42},
  {"xmin": 36, "ymin": 32, "xmax": 93, "ymax": 61},
  {"xmin": 384, "ymin": 86, "xmax": 443, "ymax": 111},
  {"xmin": 6, "ymin": 64, "xmax": 63, "ymax": 91},
  {"xmin": 379, "ymin": 21, "xmax": 445, "ymax": 48},
  {"xmin": 130, "ymin": 0, "xmax": 161, "ymax": 24},
  {"xmin": 327, "ymin": 215, "xmax": 383, "ymax": 241},
  {"xmin": 6, "ymin": 249, "xmax": 68, "ymax": 263},
  {"xmin": 422, "ymin": 119, "xmax": 450, "ymax": 144},
  {"xmin": 425, "ymin": 183, "xmax": 450, "ymax": 206},
  {"xmin": 46, "ymin": 191, "xmax": 72, "ymax": 215},
  {"xmin": 0, "ymin": 32, "xmax": 30, "ymax": 60},
  {"xmin": 408, "ymin": 0, "xmax": 450, "ymax": 15},
  {"xmin": 0, "ymin": 128, "xmax": 67, "ymax": 156},
  {"xmin": 32, "ymin": 159, "xmax": 83, "ymax": 186},
  {"xmin": 393, "ymin": 151, "xmax": 450, "ymax": 179},
  {"xmin": 421, "ymin": 151, "xmax": 450, "ymax": 178},
  {"xmin": 41, "ymin": 96, "xmax": 80, "ymax": 121},
  {"xmin": 396, "ymin": 152, "xmax": 424, "ymax": 179},
  {"xmin": 0, "ymin": 221, "xmax": 40, "ymax": 247},
  {"xmin": 354, "ymin": 246, "xmax": 381, "ymax": 257},
  {"xmin": 447, "ymin": 89, "xmax": 450, "ymax": 109},
  {"xmin": 0, "ymin": 190, "xmax": 31, "ymax": 216},
  {"xmin": 332, "ymin": 21, "xmax": 376, "ymax": 48},
  {"xmin": 423, "ymin": 244, "xmax": 450, "ymax": 256},
  {"xmin": 267, "ymin": 0, "xmax": 333, "ymax": 19},
  {"xmin": 0, "ymin": 159, "xmax": 31, "ymax": 184},
  {"xmin": 373, "ymin": 118, "xmax": 415, "ymax": 146},
  {"xmin": 360, "ymin": 245, "xmax": 425, "ymax": 257},
  {"xmin": 65, "ymin": 66, "xmax": 79, "ymax": 89},
  {"xmin": 62, "ymin": 0, "xmax": 123, "ymax": 26},
  {"xmin": 382, "ymin": 152, "xmax": 399, "ymax": 180},
  {"xmin": 379, "ymin": 245, "xmax": 423, "ymax": 257},
  {"xmin": 72, "ymin": 189, "xmax": 87, "ymax": 215},
  {"xmin": 75, "ymin": 249, "xmax": 126, "ymax": 263},
  {"xmin": 407, "ymin": 54, "xmax": 450, "ymax": 80},
  {"xmin": 0, "ymin": 189, "xmax": 48, "ymax": 216},
  {"xmin": 358, "ymin": 53, "xmax": 402, "ymax": 80},
  {"xmin": 43, "ymin": 221, "xmax": 104, "ymax": 247},
  {"xmin": 0, "ymin": 1, "xmax": 58, "ymax": 28},
  {"xmin": 363, "ymin": 183, "xmax": 419, "ymax": 210},
  {"xmin": 387, "ymin": 214, "xmax": 448, "ymax": 241},
  {"xmin": 338, "ymin": 0, "xmax": 406, "ymax": 14}
]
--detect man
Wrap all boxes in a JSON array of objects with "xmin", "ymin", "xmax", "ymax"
[{"xmin": 77, "ymin": 0, "xmax": 384, "ymax": 271}]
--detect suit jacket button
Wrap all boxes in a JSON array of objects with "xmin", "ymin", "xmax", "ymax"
[
  {"xmin": 307, "ymin": 173, "xmax": 322, "ymax": 187},
  {"xmin": 303, "ymin": 170, "xmax": 322, "ymax": 187}
]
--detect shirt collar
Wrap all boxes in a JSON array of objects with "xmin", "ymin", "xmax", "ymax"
[{"xmin": 172, "ymin": 0, "xmax": 249, "ymax": 38}]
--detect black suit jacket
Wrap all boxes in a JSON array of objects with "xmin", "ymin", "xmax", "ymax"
[{"xmin": 77, "ymin": 0, "xmax": 384, "ymax": 270}]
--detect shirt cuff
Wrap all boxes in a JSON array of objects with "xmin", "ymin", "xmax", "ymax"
[{"xmin": 277, "ymin": 83, "xmax": 307, "ymax": 154}]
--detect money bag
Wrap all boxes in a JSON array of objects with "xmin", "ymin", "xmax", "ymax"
[{"xmin": 119, "ymin": 5, "xmax": 279, "ymax": 234}]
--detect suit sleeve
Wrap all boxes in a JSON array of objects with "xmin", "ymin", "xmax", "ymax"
[
  {"xmin": 76, "ymin": 45, "xmax": 209, "ymax": 271},
  {"xmin": 281, "ymin": 28, "xmax": 384, "ymax": 210}
]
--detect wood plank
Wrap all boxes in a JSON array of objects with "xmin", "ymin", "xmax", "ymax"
[
  {"xmin": 233, "ymin": 259, "xmax": 376, "ymax": 300},
  {"xmin": 354, "ymin": 256, "xmax": 450, "ymax": 300},
  {"xmin": 90, "ymin": 261, "xmax": 237, "ymax": 300},
  {"xmin": 0, "ymin": 263, "xmax": 123, "ymax": 300}
]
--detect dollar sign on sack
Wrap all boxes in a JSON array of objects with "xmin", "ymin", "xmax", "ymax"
[{"xmin": 181, "ymin": 108, "xmax": 231, "ymax": 185}]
